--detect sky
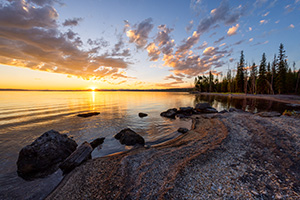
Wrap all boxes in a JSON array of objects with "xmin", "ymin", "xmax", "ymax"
[{"xmin": 0, "ymin": 0, "xmax": 299, "ymax": 90}]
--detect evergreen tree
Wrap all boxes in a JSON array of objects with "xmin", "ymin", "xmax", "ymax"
[
  {"xmin": 249, "ymin": 63, "xmax": 257, "ymax": 94},
  {"xmin": 276, "ymin": 43, "xmax": 287, "ymax": 94},
  {"xmin": 257, "ymin": 53, "xmax": 267, "ymax": 94},
  {"xmin": 236, "ymin": 51, "xmax": 245, "ymax": 93},
  {"xmin": 271, "ymin": 55, "xmax": 277, "ymax": 94}
]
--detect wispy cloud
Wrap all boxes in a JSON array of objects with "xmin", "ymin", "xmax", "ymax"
[
  {"xmin": 185, "ymin": 20, "xmax": 194, "ymax": 33},
  {"xmin": 289, "ymin": 24, "xmax": 295, "ymax": 28},
  {"xmin": 146, "ymin": 43, "xmax": 160, "ymax": 61}
]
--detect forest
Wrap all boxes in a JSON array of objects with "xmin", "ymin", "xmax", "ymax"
[{"xmin": 194, "ymin": 44, "xmax": 300, "ymax": 95}]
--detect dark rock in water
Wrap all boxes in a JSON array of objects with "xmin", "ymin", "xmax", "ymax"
[
  {"xmin": 219, "ymin": 109, "xmax": 228, "ymax": 113},
  {"xmin": 257, "ymin": 111, "xmax": 281, "ymax": 117},
  {"xmin": 115, "ymin": 128, "xmax": 145, "ymax": 146},
  {"xmin": 59, "ymin": 142, "xmax": 93, "ymax": 174},
  {"xmin": 160, "ymin": 108, "xmax": 178, "ymax": 119},
  {"xmin": 77, "ymin": 112, "xmax": 100, "ymax": 118},
  {"xmin": 195, "ymin": 103, "xmax": 211, "ymax": 111},
  {"xmin": 17, "ymin": 130, "xmax": 77, "ymax": 179},
  {"xmin": 138, "ymin": 112, "xmax": 148, "ymax": 118},
  {"xmin": 90, "ymin": 137, "xmax": 105, "ymax": 149},
  {"xmin": 177, "ymin": 127, "xmax": 189, "ymax": 134},
  {"xmin": 195, "ymin": 103, "xmax": 218, "ymax": 113},
  {"xmin": 177, "ymin": 114, "xmax": 190, "ymax": 119},
  {"xmin": 177, "ymin": 107, "xmax": 194, "ymax": 116}
]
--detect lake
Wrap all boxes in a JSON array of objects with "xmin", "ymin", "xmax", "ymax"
[{"xmin": 0, "ymin": 91, "xmax": 298, "ymax": 199}]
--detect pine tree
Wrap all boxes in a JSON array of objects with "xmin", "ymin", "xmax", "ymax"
[
  {"xmin": 271, "ymin": 54, "xmax": 277, "ymax": 94},
  {"xmin": 250, "ymin": 63, "xmax": 257, "ymax": 94},
  {"xmin": 236, "ymin": 51, "xmax": 245, "ymax": 93},
  {"xmin": 276, "ymin": 43, "xmax": 287, "ymax": 94},
  {"xmin": 257, "ymin": 53, "xmax": 267, "ymax": 94}
]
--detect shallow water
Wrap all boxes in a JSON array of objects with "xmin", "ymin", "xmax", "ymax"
[{"xmin": 0, "ymin": 91, "xmax": 298, "ymax": 199}]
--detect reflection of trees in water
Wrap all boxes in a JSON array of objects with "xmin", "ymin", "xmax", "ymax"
[{"xmin": 193, "ymin": 94, "xmax": 293, "ymax": 113}]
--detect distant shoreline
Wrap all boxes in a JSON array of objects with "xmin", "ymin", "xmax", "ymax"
[
  {"xmin": 0, "ymin": 88, "xmax": 192, "ymax": 92},
  {"xmin": 193, "ymin": 92, "xmax": 300, "ymax": 105}
]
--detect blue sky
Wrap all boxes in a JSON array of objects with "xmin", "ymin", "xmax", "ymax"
[{"xmin": 0, "ymin": 0, "xmax": 299, "ymax": 89}]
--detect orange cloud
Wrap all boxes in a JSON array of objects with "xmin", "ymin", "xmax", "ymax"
[{"xmin": 227, "ymin": 24, "xmax": 239, "ymax": 36}]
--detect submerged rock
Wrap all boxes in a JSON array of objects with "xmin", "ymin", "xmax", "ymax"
[
  {"xmin": 160, "ymin": 108, "xmax": 178, "ymax": 119},
  {"xmin": 177, "ymin": 127, "xmax": 189, "ymax": 134},
  {"xmin": 138, "ymin": 112, "xmax": 148, "ymax": 118},
  {"xmin": 115, "ymin": 128, "xmax": 145, "ymax": 146},
  {"xmin": 195, "ymin": 103, "xmax": 218, "ymax": 113},
  {"xmin": 257, "ymin": 111, "xmax": 281, "ymax": 117},
  {"xmin": 77, "ymin": 112, "xmax": 100, "ymax": 118},
  {"xmin": 17, "ymin": 130, "xmax": 77, "ymax": 179}
]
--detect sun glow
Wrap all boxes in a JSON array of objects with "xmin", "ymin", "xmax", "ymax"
[{"xmin": 89, "ymin": 86, "xmax": 97, "ymax": 91}]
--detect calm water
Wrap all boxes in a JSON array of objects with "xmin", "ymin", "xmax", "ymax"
[{"xmin": 0, "ymin": 91, "xmax": 298, "ymax": 199}]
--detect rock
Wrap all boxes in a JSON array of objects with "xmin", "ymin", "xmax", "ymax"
[
  {"xmin": 257, "ymin": 111, "xmax": 281, "ymax": 117},
  {"xmin": 160, "ymin": 108, "xmax": 178, "ymax": 119},
  {"xmin": 114, "ymin": 128, "xmax": 145, "ymax": 146},
  {"xmin": 138, "ymin": 112, "xmax": 148, "ymax": 118},
  {"xmin": 228, "ymin": 108, "xmax": 245, "ymax": 113},
  {"xmin": 77, "ymin": 112, "xmax": 100, "ymax": 118},
  {"xmin": 219, "ymin": 110, "xmax": 228, "ymax": 113},
  {"xmin": 177, "ymin": 127, "xmax": 189, "ymax": 134},
  {"xmin": 90, "ymin": 137, "xmax": 105, "ymax": 149},
  {"xmin": 195, "ymin": 103, "xmax": 218, "ymax": 113},
  {"xmin": 59, "ymin": 142, "xmax": 93, "ymax": 174},
  {"xmin": 195, "ymin": 103, "xmax": 211, "ymax": 111},
  {"xmin": 17, "ymin": 130, "xmax": 77, "ymax": 179}
]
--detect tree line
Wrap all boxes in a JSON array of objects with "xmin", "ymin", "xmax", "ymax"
[{"xmin": 194, "ymin": 43, "xmax": 300, "ymax": 95}]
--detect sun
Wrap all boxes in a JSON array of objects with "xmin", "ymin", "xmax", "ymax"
[{"xmin": 89, "ymin": 86, "xmax": 97, "ymax": 91}]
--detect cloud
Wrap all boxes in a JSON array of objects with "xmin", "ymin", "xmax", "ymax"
[
  {"xmin": 0, "ymin": 0, "xmax": 58, "ymax": 29},
  {"xmin": 260, "ymin": 19, "xmax": 268, "ymax": 24},
  {"xmin": 227, "ymin": 24, "xmax": 239, "ymax": 36},
  {"xmin": 164, "ymin": 74, "xmax": 183, "ymax": 82},
  {"xmin": 146, "ymin": 43, "xmax": 160, "ymax": 61},
  {"xmin": 214, "ymin": 36, "xmax": 225, "ymax": 44},
  {"xmin": 229, "ymin": 58, "xmax": 234, "ymax": 62},
  {"xmin": 219, "ymin": 43, "xmax": 226, "ymax": 47},
  {"xmin": 196, "ymin": 41, "xmax": 208, "ymax": 49},
  {"xmin": 0, "ymin": 0, "xmax": 130, "ymax": 81},
  {"xmin": 253, "ymin": 40, "xmax": 269, "ymax": 46},
  {"xmin": 289, "ymin": 24, "xmax": 295, "ymax": 28},
  {"xmin": 275, "ymin": 20, "xmax": 280, "ymax": 24},
  {"xmin": 176, "ymin": 31, "xmax": 200, "ymax": 54},
  {"xmin": 62, "ymin": 18, "xmax": 82, "ymax": 27},
  {"xmin": 262, "ymin": 11, "xmax": 270, "ymax": 17},
  {"xmin": 185, "ymin": 20, "xmax": 194, "ymax": 33},
  {"xmin": 196, "ymin": 1, "xmax": 245, "ymax": 35},
  {"xmin": 249, "ymin": 38, "xmax": 254, "ymax": 42},
  {"xmin": 232, "ymin": 39, "xmax": 245, "ymax": 46},
  {"xmin": 254, "ymin": 0, "xmax": 268, "ymax": 7},
  {"xmin": 28, "ymin": 0, "xmax": 63, "ymax": 6},
  {"xmin": 126, "ymin": 18, "xmax": 154, "ymax": 49}
]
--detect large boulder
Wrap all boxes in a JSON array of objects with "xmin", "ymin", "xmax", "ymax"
[
  {"xmin": 115, "ymin": 128, "xmax": 145, "ymax": 146},
  {"xmin": 177, "ymin": 107, "xmax": 194, "ymax": 116},
  {"xmin": 160, "ymin": 108, "xmax": 178, "ymax": 119},
  {"xmin": 17, "ymin": 130, "xmax": 77, "ymax": 179},
  {"xmin": 195, "ymin": 103, "xmax": 218, "ymax": 113}
]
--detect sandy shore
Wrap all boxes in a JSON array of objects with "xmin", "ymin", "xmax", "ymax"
[
  {"xmin": 47, "ymin": 111, "xmax": 300, "ymax": 199},
  {"xmin": 193, "ymin": 92, "xmax": 300, "ymax": 105}
]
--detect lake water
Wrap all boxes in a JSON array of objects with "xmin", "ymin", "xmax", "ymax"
[{"xmin": 0, "ymin": 91, "xmax": 299, "ymax": 199}]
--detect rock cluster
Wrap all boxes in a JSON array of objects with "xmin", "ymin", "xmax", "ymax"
[
  {"xmin": 160, "ymin": 103, "xmax": 218, "ymax": 119},
  {"xmin": 77, "ymin": 112, "xmax": 100, "ymax": 118}
]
